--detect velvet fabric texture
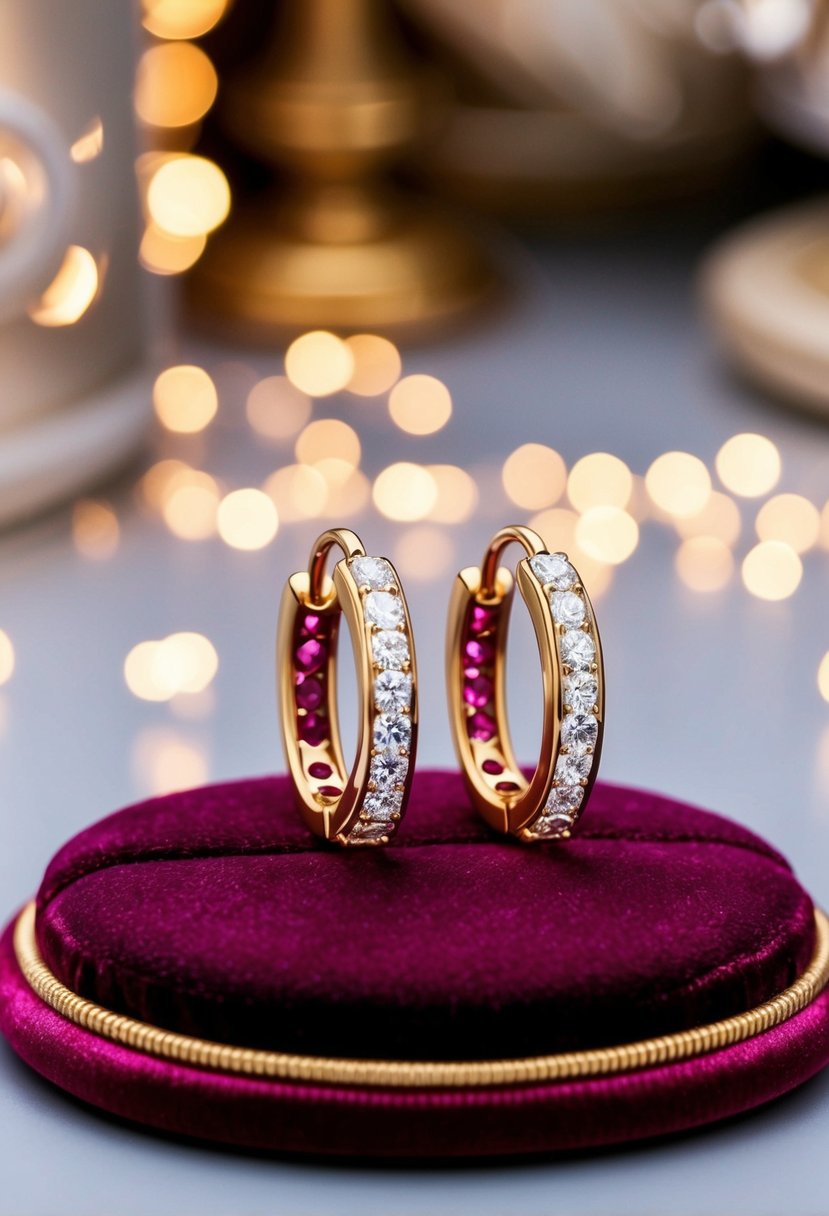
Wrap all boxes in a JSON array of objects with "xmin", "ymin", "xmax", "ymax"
[{"xmin": 0, "ymin": 771, "xmax": 827, "ymax": 1156}]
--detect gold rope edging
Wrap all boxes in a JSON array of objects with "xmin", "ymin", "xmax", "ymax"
[{"xmin": 13, "ymin": 901, "xmax": 829, "ymax": 1089}]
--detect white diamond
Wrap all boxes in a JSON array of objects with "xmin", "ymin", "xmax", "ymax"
[
  {"xmin": 375, "ymin": 670, "xmax": 412, "ymax": 713},
  {"xmin": 373, "ymin": 712, "xmax": 411, "ymax": 752},
  {"xmin": 372, "ymin": 630, "xmax": 409, "ymax": 670},
  {"xmin": 370, "ymin": 751, "xmax": 408, "ymax": 790},
  {"xmin": 533, "ymin": 811, "xmax": 575, "ymax": 838},
  {"xmin": 365, "ymin": 591, "xmax": 403, "ymax": 629},
  {"xmin": 530, "ymin": 552, "xmax": 577, "ymax": 590},
  {"xmin": 363, "ymin": 789, "xmax": 402, "ymax": 821},
  {"xmin": 561, "ymin": 713, "xmax": 598, "ymax": 756},
  {"xmin": 564, "ymin": 671, "xmax": 598, "ymax": 714},
  {"xmin": 555, "ymin": 752, "xmax": 592, "ymax": 785},
  {"xmin": 550, "ymin": 590, "xmax": 585, "ymax": 628},
  {"xmin": 560, "ymin": 629, "xmax": 595, "ymax": 671},
  {"xmin": 350, "ymin": 556, "xmax": 394, "ymax": 590},
  {"xmin": 348, "ymin": 821, "xmax": 389, "ymax": 843},
  {"xmin": 546, "ymin": 784, "xmax": 584, "ymax": 816}
]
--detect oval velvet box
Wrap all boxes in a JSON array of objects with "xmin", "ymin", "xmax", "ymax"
[{"xmin": 1, "ymin": 771, "xmax": 828, "ymax": 1157}]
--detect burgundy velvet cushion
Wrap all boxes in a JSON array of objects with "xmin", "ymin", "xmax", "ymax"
[
  {"xmin": 33, "ymin": 773, "xmax": 814, "ymax": 1058},
  {"xmin": 1, "ymin": 771, "xmax": 826, "ymax": 1157}
]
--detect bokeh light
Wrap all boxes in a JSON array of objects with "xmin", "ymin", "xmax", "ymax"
[
  {"xmin": 135, "ymin": 43, "xmax": 218, "ymax": 128},
  {"xmin": 567, "ymin": 453, "xmax": 633, "ymax": 512},
  {"xmin": 70, "ymin": 117, "xmax": 103, "ymax": 164},
  {"xmin": 821, "ymin": 500, "xmax": 829, "ymax": 551},
  {"xmin": 72, "ymin": 500, "xmax": 120, "ymax": 561},
  {"xmin": 246, "ymin": 376, "xmax": 311, "ymax": 442},
  {"xmin": 0, "ymin": 631, "xmax": 14, "ymax": 686},
  {"xmin": 139, "ymin": 458, "xmax": 191, "ymax": 510},
  {"xmin": 139, "ymin": 225, "xmax": 206, "ymax": 275},
  {"xmin": 285, "ymin": 331, "xmax": 354, "ymax": 397},
  {"xmin": 502, "ymin": 444, "xmax": 566, "ymax": 511},
  {"xmin": 528, "ymin": 507, "xmax": 613, "ymax": 599},
  {"xmin": 819, "ymin": 653, "xmax": 829, "ymax": 704},
  {"xmin": 29, "ymin": 246, "xmax": 98, "ymax": 326},
  {"xmin": 321, "ymin": 468, "xmax": 371, "ymax": 516},
  {"xmin": 124, "ymin": 632, "xmax": 218, "ymax": 702},
  {"xmin": 153, "ymin": 364, "xmax": 218, "ymax": 433},
  {"xmin": 674, "ymin": 491, "xmax": 741, "ymax": 546},
  {"xmin": 388, "ymin": 374, "xmax": 452, "ymax": 435},
  {"xmin": 263, "ymin": 464, "xmax": 328, "ymax": 522},
  {"xmin": 393, "ymin": 526, "xmax": 455, "ymax": 581},
  {"xmin": 645, "ymin": 452, "xmax": 711, "ymax": 518},
  {"xmin": 147, "ymin": 155, "xmax": 230, "ymax": 237},
  {"xmin": 675, "ymin": 537, "xmax": 734, "ymax": 593},
  {"xmin": 295, "ymin": 419, "xmax": 360, "ymax": 471},
  {"xmin": 161, "ymin": 469, "xmax": 220, "ymax": 540},
  {"xmin": 755, "ymin": 493, "xmax": 820, "ymax": 554},
  {"xmin": 373, "ymin": 463, "xmax": 438, "ymax": 522},
  {"xmin": 716, "ymin": 433, "xmax": 781, "ymax": 497},
  {"xmin": 575, "ymin": 507, "xmax": 639, "ymax": 565},
  {"xmin": 217, "ymin": 488, "xmax": 278, "ymax": 550},
  {"xmin": 345, "ymin": 334, "xmax": 402, "ymax": 396},
  {"xmin": 132, "ymin": 727, "xmax": 209, "ymax": 797},
  {"xmin": 142, "ymin": 0, "xmax": 228, "ymax": 39},
  {"xmin": 426, "ymin": 465, "xmax": 478, "ymax": 524},
  {"xmin": 741, "ymin": 540, "xmax": 802, "ymax": 601}
]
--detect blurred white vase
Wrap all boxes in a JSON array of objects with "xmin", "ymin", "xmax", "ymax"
[{"xmin": 0, "ymin": 0, "xmax": 150, "ymax": 529}]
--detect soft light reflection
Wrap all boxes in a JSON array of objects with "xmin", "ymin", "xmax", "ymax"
[
  {"xmin": 426, "ymin": 465, "xmax": 478, "ymax": 524},
  {"xmin": 72, "ymin": 500, "xmax": 119, "ymax": 560},
  {"xmin": 345, "ymin": 334, "xmax": 402, "ymax": 396},
  {"xmin": 153, "ymin": 364, "xmax": 218, "ymax": 433},
  {"xmin": 816, "ymin": 651, "xmax": 829, "ymax": 704},
  {"xmin": 217, "ymin": 488, "xmax": 278, "ymax": 550},
  {"xmin": 125, "ymin": 632, "xmax": 218, "ymax": 702},
  {"xmin": 755, "ymin": 494, "xmax": 820, "ymax": 554},
  {"xmin": 162, "ymin": 470, "xmax": 220, "ymax": 540},
  {"xmin": 388, "ymin": 374, "xmax": 452, "ymax": 435},
  {"xmin": 674, "ymin": 491, "xmax": 741, "ymax": 546},
  {"xmin": 821, "ymin": 500, "xmax": 829, "ymax": 551},
  {"xmin": 295, "ymin": 419, "xmax": 360, "ymax": 471},
  {"xmin": 139, "ymin": 458, "xmax": 191, "ymax": 510},
  {"xmin": 716, "ymin": 433, "xmax": 781, "ymax": 498},
  {"xmin": 133, "ymin": 727, "xmax": 208, "ymax": 797},
  {"xmin": 170, "ymin": 685, "xmax": 216, "ymax": 720},
  {"xmin": 502, "ymin": 444, "xmax": 566, "ymax": 511},
  {"xmin": 0, "ymin": 630, "xmax": 14, "ymax": 686},
  {"xmin": 142, "ymin": 0, "xmax": 228, "ymax": 39},
  {"xmin": 135, "ymin": 43, "xmax": 218, "ymax": 129},
  {"xmin": 645, "ymin": 452, "xmax": 711, "ymax": 519},
  {"xmin": 320, "ymin": 468, "xmax": 370, "ymax": 516},
  {"xmin": 70, "ymin": 117, "xmax": 104, "ymax": 164},
  {"xmin": 263, "ymin": 464, "xmax": 328, "ymax": 522},
  {"xmin": 285, "ymin": 331, "xmax": 354, "ymax": 397},
  {"xmin": 246, "ymin": 375, "xmax": 311, "ymax": 442},
  {"xmin": 567, "ymin": 453, "xmax": 632, "ymax": 512},
  {"xmin": 140, "ymin": 224, "xmax": 206, "ymax": 275},
  {"xmin": 393, "ymin": 526, "xmax": 455, "ymax": 581},
  {"xmin": 29, "ymin": 246, "xmax": 98, "ymax": 326},
  {"xmin": 147, "ymin": 155, "xmax": 230, "ymax": 237},
  {"xmin": 675, "ymin": 537, "xmax": 734, "ymax": 593},
  {"xmin": 741, "ymin": 540, "xmax": 802, "ymax": 601},
  {"xmin": 373, "ymin": 463, "xmax": 438, "ymax": 522},
  {"xmin": 575, "ymin": 507, "xmax": 639, "ymax": 565}
]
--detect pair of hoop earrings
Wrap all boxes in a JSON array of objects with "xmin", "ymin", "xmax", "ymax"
[{"xmin": 278, "ymin": 526, "xmax": 604, "ymax": 847}]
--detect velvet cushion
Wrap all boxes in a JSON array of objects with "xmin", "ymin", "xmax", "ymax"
[{"xmin": 1, "ymin": 771, "xmax": 827, "ymax": 1157}]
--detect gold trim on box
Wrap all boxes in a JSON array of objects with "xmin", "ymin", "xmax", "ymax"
[{"xmin": 13, "ymin": 902, "xmax": 829, "ymax": 1090}]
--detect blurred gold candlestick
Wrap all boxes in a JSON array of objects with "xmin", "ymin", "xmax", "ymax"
[{"xmin": 189, "ymin": 0, "xmax": 493, "ymax": 339}]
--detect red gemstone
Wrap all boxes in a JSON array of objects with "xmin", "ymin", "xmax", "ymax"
[
  {"xmin": 463, "ymin": 675, "xmax": 493, "ymax": 709},
  {"xmin": 468, "ymin": 711, "xmax": 496, "ymax": 742},
  {"xmin": 482, "ymin": 758, "xmax": 503, "ymax": 775},
  {"xmin": 295, "ymin": 675, "xmax": 324, "ymax": 711},
  {"xmin": 298, "ymin": 713, "xmax": 328, "ymax": 746},
  {"xmin": 295, "ymin": 638, "xmax": 326, "ymax": 674},
  {"xmin": 464, "ymin": 638, "xmax": 494, "ymax": 666},
  {"xmin": 308, "ymin": 761, "xmax": 332, "ymax": 780},
  {"xmin": 495, "ymin": 780, "xmax": 520, "ymax": 793},
  {"xmin": 470, "ymin": 604, "xmax": 496, "ymax": 634},
  {"xmin": 318, "ymin": 785, "xmax": 342, "ymax": 797}
]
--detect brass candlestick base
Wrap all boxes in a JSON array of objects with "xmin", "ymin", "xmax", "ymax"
[{"xmin": 188, "ymin": 0, "xmax": 494, "ymax": 340}]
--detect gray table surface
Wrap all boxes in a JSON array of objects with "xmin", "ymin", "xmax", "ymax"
[{"xmin": 1, "ymin": 221, "xmax": 828, "ymax": 1215}]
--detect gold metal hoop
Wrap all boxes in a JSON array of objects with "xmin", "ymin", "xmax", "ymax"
[
  {"xmin": 278, "ymin": 529, "xmax": 418, "ymax": 846},
  {"xmin": 446, "ymin": 525, "xmax": 604, "ymax": 840}
]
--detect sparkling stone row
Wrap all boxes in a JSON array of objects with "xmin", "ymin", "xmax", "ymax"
[
  {"xmin": 528, "ymin": 552, "xmax": 600, "ymax": 838},
  {"xmin": 346, "ymin": 556, "xmax": 413, "ymax": 844}
]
